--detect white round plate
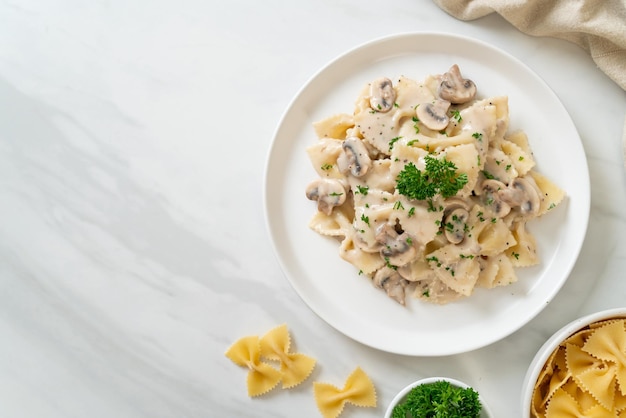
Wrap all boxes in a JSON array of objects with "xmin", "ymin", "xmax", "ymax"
[{"xmin": 263, "ymin": 32, "xmax": 589, "ymax": 356}]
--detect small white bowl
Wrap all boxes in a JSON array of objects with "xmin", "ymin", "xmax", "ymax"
[
  {"xmin": 385, "ymin": 377, "xmax": 493, "ymax": 418},
  {"xmin": 521, "ymin": 307, "xmax": 626, "ymax": 416}
]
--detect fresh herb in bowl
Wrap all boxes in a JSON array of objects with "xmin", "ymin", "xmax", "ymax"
[{"xmin": 390, "ymin": 379, "xmax": 482, "ymax": 418}]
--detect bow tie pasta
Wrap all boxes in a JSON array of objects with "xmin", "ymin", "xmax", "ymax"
[{"xmin": 305, "ymin": 65, "xmax": 565, "ymax": 306}]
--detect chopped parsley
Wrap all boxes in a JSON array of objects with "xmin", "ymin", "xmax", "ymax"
[
  {"xmin": 451, "ymin": 109, "xmax": 462, "ymax": 122},
  {"xmin": 390, "ymin": 380, "xmax": 482, "ymax": 418},
  {"xmin": 321, "ymin": 163, "xmax": 333, "ymax": 171},
  {"xmin": 393, "ymin": 201, "xmax": 405, "ymax": 210},
  {"xmin": 412, "ymin": 116, "xmax": 420, "ymax": 134},
  {"xmin": 355, "ymin": 185, "xmax": 369, "ymax": 195},
  {"xmin": 389, "ymin": 136, "xmax": 402, "ymax": 151}
]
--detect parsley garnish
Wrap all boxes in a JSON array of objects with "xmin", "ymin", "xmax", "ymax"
[
  {"xmin": 321, "ymin": 163, "xmax": 333, "ymax": 171},
  {"xmin": 389, "ymin": 136, "xmax": 402, "ymax": 151},
  {"xmin": 393, "ymin": 201, "xmax": 405, "ymax": 210},
  {"xmin": 355, "ymin": 185, "xmax": 369, "ymax": 195},
  {"xmin": 412, "ymin": 116, "xmax": 420, "ymax": 134},
  {"xmin": 391, "ymin": 380, "xmax": 482, "ymax": 418},
  {"xmin": 396, "ymin": 156, "xmax": 468, "ymax": 200},
  {"xmin": 451, "ymin": 109, "xmax": 462, "ymax": 122},
  {"xmin": 472, "ymin": 132, "xmax": 483, "ymax": 141},
  {"xmin": 360, "ymin": 214, "xmax": 370, "ymax": 226}
]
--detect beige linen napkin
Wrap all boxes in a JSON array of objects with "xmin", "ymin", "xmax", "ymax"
[{"xmin": 433, "ymin": 0, "xmax": 626, "ymax": 166}]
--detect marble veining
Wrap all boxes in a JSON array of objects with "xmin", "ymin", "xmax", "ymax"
[{"xmin": 1, "ymin": 1, "xmax": 625, "ymax": 417}]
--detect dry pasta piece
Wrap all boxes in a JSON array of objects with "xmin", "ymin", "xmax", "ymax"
[
  {"xmin": 225, "ymin": 335, "xmax": 282, "ymax": 397},
  {"xmin": 562, "ymin": 379, "xmax": 599, "ymax": 414},
  {"xmin": 566, "ymin": 343, "xmax": 603, "ymax": 380},
  {"xmin": 583, "ymin": 321, "xmax": 626, "ymax": 366},
  {"xmin": 575, "ymin": 364, "xmax": 618, "ymax": 410},
  {"xmin": 532, "ymin": 319, "xmax": 626, "ymax": 417},
  {"xmin": 546, "ymin": 388, "xmax": 614, "ymax": 417},
  {"xmin": 259, "ymin": 324, "xmax": 316, "ymax": 389},
  {"xmin": 313, "ymin": 367, "xmax": 377, "ymax": 418}
]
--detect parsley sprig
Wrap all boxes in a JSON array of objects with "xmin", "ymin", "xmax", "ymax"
[
  {"xmin": 391, "ymin": 380, "xmax": 482, "ymax": 418},
  {"xmin": 396, "ymin": 155, "xmax": 468, "ymax": 200}
]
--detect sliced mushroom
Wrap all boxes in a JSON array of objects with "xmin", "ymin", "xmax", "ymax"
[
  {"xmin": 305, "ymin": 179, "xmax": 347, "ymax": 215},
  {"xmin": 369, "ymin": 77, "xmax": 396, "ymax": 113},
  {"xmin": 373, "ymin": 266, "xmax": 408, "ymax": 305},
  {"xmin": 337, "ymin": 137, "xmax": 372, "ymax": 177},
  {"xmin": 480, "ymin": 179, "xmax": 511, "ymax": 218},
  {"xmin": 416, "ymin": 99, "xmax": 451, "ymax": 131},
  {"xmin": 499, "ymin": 177, "xmax": 540, "ymax": 216},
  {"xmin": 443, "ymin": 196, "xmax": 471, "ymax": 212},
  {"xmin": 438, "ymin": 64, "xmax": 477, "ymax": 104},
  {"xmin": 443, "ymin": 207, "xmax": 470, "ymax": 244},
  {"xmin": 376, "ymin": 223, "xmax": 417, "ymax": 267}
]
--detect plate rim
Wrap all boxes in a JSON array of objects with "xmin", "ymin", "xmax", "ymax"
[{"xmin": 263, "ymin": 31, "xmax": 590, "ymax": 356}]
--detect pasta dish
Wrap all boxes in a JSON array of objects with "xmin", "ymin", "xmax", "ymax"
[{"xmin": 305, "ymin": 65, "xmax": 565, "ymax": 306}]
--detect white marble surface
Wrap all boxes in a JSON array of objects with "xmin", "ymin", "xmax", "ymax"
[{"xmin": 1, "ymin": 1, "xmax": 625, "ymax": 417}]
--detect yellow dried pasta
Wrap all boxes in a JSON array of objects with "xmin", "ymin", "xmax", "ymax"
[
  {"xmin": 225, "ymin": 335, "xmax": 282, "ymax": 397},
  {"xmin": 259, "ymin": 324, "xmax": 317, "ymax": 389},
  {"xmin": 313, "ymin": 367, "xmax": 377, "ymax": 418},
  {"xmin": 225, "ymin": 324, "xmax": 317, "ymax": 396},
  {"xmin": 531, "ymin": 319, "xmax": 626, "ymax": 417}
]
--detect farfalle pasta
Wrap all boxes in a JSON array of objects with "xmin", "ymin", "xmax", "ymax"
[
  {"xmin": 259, "ymin": 324, "xmax": 317, "ymax": 389},
  {"xmin": 532, "ymin": 319, "xmax": 626, "ymax": 417},
  {"xmin": 224, "ymin": 334, "xmax": 283, "ymax": 397},
  {"xmin": 313, "ymin": 367, "xmax": 377, "ymax": 418},
  {"xmin": 225, "ymin": 324, "xmax": 316, "ymax": 396},
  {"xmin": 305, "ymin": 65, "xmax": 565, "ymax": 305}
]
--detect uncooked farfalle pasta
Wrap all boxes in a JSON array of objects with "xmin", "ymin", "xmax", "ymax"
[
  {"xmin": 305, "ymin": 65, "xmax": 565, "ymax": 305},
  {"xmin": 225, "ymin": 325, "xmax": 377, "ymax": 418},
  {"xmin": 313, "ymin": 367, "xmax": 377, "ymax": 418},
  {"xmin": 225, "ymin": 324, "xmax": 316, "ymax": 396},
  {"xmin": 532, "ymin": 319, "xmax": 626, "ymax": 417}
]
